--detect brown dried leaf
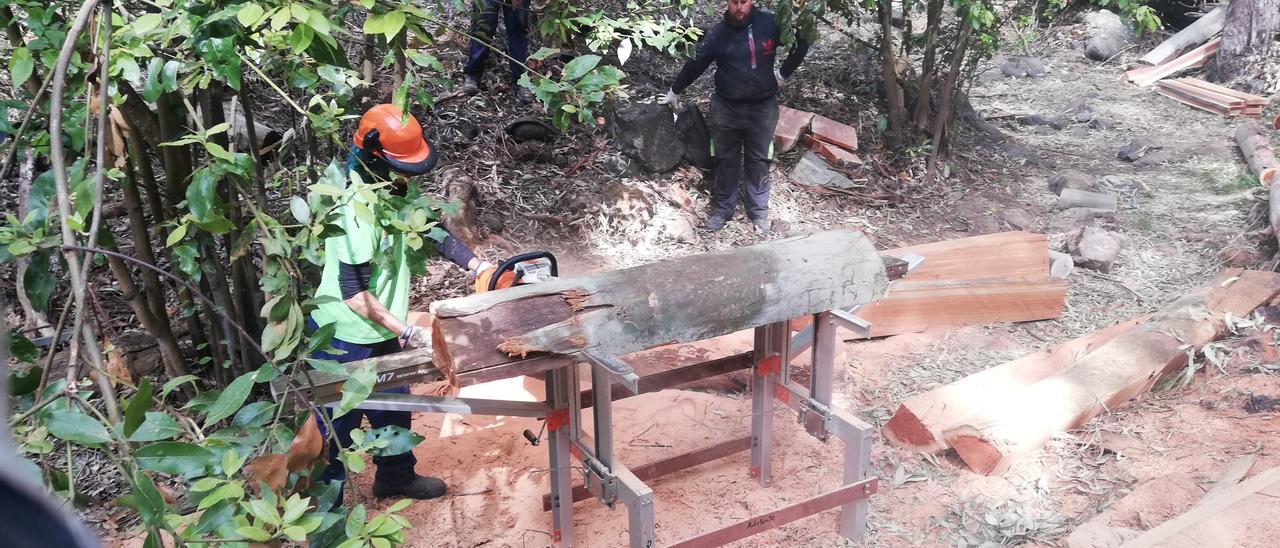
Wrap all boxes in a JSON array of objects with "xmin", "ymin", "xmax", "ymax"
[
  {"xmin": 244, "ymin": 453, "xmax": 288, "ymax": 495},
  {"xmin": 286, "ymin": 416, "xmax": 324, "ymax": 473},
  {"xmin": 104, "ymin": 336, "xmax": 132, "ymax": 386}
]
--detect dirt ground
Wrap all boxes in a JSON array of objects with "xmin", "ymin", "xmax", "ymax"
[{"xmin": 340, "ymin": 13, "xmax": 1280, "ymax": 548}]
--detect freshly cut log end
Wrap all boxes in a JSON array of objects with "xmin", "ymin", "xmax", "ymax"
[
  {"xmin": 1236, "ymin": 121, "xmax": 1279, "ymax": 187},
  {"xmin": 882, "ymin": 405, "xmax": 940, "ymax": 451},
  {"xmin": 946, "ymin": 430, "xmax": 1009, "ymax": 476}
]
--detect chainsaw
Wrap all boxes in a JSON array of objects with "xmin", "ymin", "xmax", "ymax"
[{"xmin": 478, "ymin": 251, "xmax": 558, "ymax": 293}]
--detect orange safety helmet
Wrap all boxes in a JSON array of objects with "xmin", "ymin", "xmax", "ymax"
[{"xmin": 353, "ymin": 104, "xmax": 438, "ymax": 175}]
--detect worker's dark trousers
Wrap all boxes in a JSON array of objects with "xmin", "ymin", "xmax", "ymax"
[
  {"xmin": 308, "ymin": 318, "xmax": 416, "ymax": 505},
  {"xmin": 708, "ymin": 94, "xmax": 779, "ymax": 222},
  {"xmin": 463, "ymin": 0, "xmax": 529, "ymax": 85}
]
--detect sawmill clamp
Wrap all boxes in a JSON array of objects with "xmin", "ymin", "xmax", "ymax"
[{"xmin": 581, "ymin": 454, "xmax": 619, "ymax": 507}]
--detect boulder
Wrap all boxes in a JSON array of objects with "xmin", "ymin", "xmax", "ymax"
[
  {"xmin": 1049, "ymin": 207, "xmax": 1115, "ymax": 233},
  {"xmin": 790, "ymin": 151, "xmax": 856, "ymax": 189},
  {"xmin": 1048, "ymin": 170, "xmax": 1098, "ymax": 195},
  {"xmin": 1083, "ymin": 10, "xmax": 1132, "ymax": 61},
  {"xmin": 999, "ymin": 207, "xmax": 1035, "ymax": 230},
  {"xmin": 1057, "ymin": 189, "xmax": 1117, "ymax": 211},
  {"xmin": 609, "ymin": 103, "xmax": 685, "ymax": 173},
  {"xmin": 1000, "ymin": 56, "xmax": 1048, "ymax": 78},
  {"xmin": 1132, "ymin": 149, "xmax": 1173, "ymax": 167},
  {"xmin": 675, "ymin": 104, "xmax": 712, "ymax": 170},
  {"xmin": 1067, "ymin": 226, "xmax": 1124, "ymax": 273}
]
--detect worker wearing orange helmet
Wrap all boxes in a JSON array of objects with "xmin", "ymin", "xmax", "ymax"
[{"xmin": 307, "ymin": 104, "xmax": 503, "ymax": 503}]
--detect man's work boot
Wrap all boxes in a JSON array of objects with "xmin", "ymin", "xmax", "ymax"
[
  {"xmin": 460, "ymin": 75, "xmax": 480, "ymax": 95},
  {"xmin": 703, "ymin": 215, "xmax": 727, "ymax": 232},
  {"xmin": 372, "ymin": 474, "xmax": 446, "ymax": 500},
  {"xmin": 514, "ymin": 85, "xmax": 535, "ymax": 104},
  {"xmin": 752, "ymin": 218, "xmax": 771, "ymax": 235}
]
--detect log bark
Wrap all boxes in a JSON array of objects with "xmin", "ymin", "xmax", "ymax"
[
  {"xmin": 1137, "ymin": 4, "xmax": 1227, "ymax": 66},
  {"xmin": 1211, "ymin": 0, "xmax": 1280, "ymax": 84},
  {"xmin": 431, "ymin": 230, "xmax": 888, "ymax": 383},
  {"xmin": 1236, "ymin": 120, "xmax": 1278, "ymax": 186},
  {"xmin": 944, "ymin": 269, "xmax": 1280, "ymax": 475},
  {"xmin": 884, "ymin": 316, "xmax": 1144, "ymax": 452}
]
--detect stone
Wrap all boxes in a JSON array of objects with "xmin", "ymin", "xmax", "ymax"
[
  {"xmin": 954, "ymin": 198, "xmax": 1001, "ymax": 234},
  {"xmin": 789, "ymin": 151, "xmax": 856, "ymax": 189},
  {"xmin": 661, "ymin": 214, "xmax": 698, "ymax": 243},
  {"xmin": 1056, "ymin": 72, "xmax": 1081, "ymax": 82},
  {"xmin": 1067, "ymin": 226, "xmax": 1124, "ymax": 273},
  {"xmin": 1049, "ymin": 208, "xmax": 1115, "ymax": 233},
  {"xmin": 1057, "ymin": 188, "xmax": 1117, "ymax": 211},
  {"xmin": 1020, "ymin": 114, "xmax": 1071, "ymax": 130},
  {"xmin": 1049, "ymin": 116, "xmax": 1072, "ymax": 130},
  {"xmin": 596, "ymin": 154, "xmax": 631, "ymax": 177},
  {"xmin": 1083, "ymin": 9, "xmax": 1132, "ymax": 61},
  {"xmin": 1048, "ymin": 169, "xmax": 1098, "ymax": 195},
  {"xmin": 1001, "ymin": 56, "xmax": 1048, "ymax": 78},
  {"xmin": 1034, "ymin": 127, "xmax": 1056, "ymax": 136},
  {"xmin": 1090, "ymin": 116, "xmax": 1118, "ymax": 130},
  {"xmin": 1132, "ymin": 149, "xmax": 1173, "ymax": 167},
  {"xmin": 1000, "ymin": 61, "xmax": 1026, "ymax": 78},
  {"xmin": 675, "ymin": 104, "xmax": 712, "ymax": 170},
  {"xmin": 1000, "ymin": 142, "xmax": 1040, "ymax": 164},
  {"xmin": 998, "ymin": 207, "xmax": 1034, "ymax": 230},
  {"xmin": 608, "ymin": 102, "xmax": 685, "ymax": 173},
  {"xmin": 1018, "ymin": 57, "xmax": 1047, "ymax": 77},
  {"xmin": 1048, "ymin": 250, "xmax": 1074, "ymax": 279},
  {"xmin": 1098, "ymin": 175, "xmax": 1141, "ymax": 194},
  {"xmin": 1117, "ymin": 137, "xmax": 1162, "ymax": 162},
  {"xmin": 505, "ymin": 117, "xmax": 557, "ymax": 143}
]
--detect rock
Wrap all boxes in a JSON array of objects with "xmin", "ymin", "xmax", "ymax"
[
  {"xmin": 608, "ymin": 102, "xmax": 685, "ymax": 173},
  {"xmin": 480, "ymin": 212, "xmax": 505, "ymax": 234},
  {"xmin": 790, "ymin": 151, "xmax": 856, "ymax": 189},
  {"xmin": 1001, "ymin": 56, "xmax": 1048, "ymax": 78},
  {"xmin": 998, "ymin": 207, "xmax": 1034, "ymax": 230},
  {"xmin": 1000, "ymin": 142, "xmax": 1040, "ymax": 163},
  {"xmin": 661, "ymin": 214, "xmax": 698, "ymax": 243},
  {"xmin": 596, "ymin": 153, "xmax": 631, "ymax": 177},
  {"xmin": 1074, "ymin": 109, "xmax": 1096, "ymax": 123},
  {"xmin": 1019, "ymin": 57, "xmax": 1047, "ymax": 77},
  {"xmin": 505, "ymin": 117, "xmax": 557, "ymax": 143},
  {"xmin": 1083, "ymin": 9, "xmax": 1132, "ymax": 61},
  {"xmin": 1048, "ymin": 169, "xmax": 1098, "ymax": 195},
  {"xmin": 1067, "ymin": 226, "xmax": 1124, "ymax": 273},
  {"xmin": 1034, "ymin": 127, "xmax": 1056, "ymax": 136},
  {"xmin": 1000, "ymin": 61, "xmax": 1026, "ymax": 78},
  {"xmin": 954, "ymin": 198, "xmax": 1001, "ymax": 234},
  {"xmin": 1048, "ymin": 250, "xmax": 1074, "ymax": 279},
  {"xmin": 1132, "ymin": 149, "xmax": 1173, "ymax": 167},
  {"xmin": 1057, "ymin": 189, "xmax": 1117, "ymax": 211},
  {"xmin": 1090, "ymin": 116, "xmax": 1118, "ymax": 130},
  {"xmin": 1049, "ymin": 207, "xmax": 1115, "ymax": 233},
  {"xmin": 1056, "ymin": 72, "xmax": 1081, "ymax": 82},
  {"xmin": 1049, "ymin": 116, "xmax": 1072, "ymax": 130},
  {"xmin": 1020, "ymin": 114, "xmax": 1071, "ymax": 130},
  {"xmin": 675, "ymin": 104, "xmax": 712, "ymax": 170},
  {"xmin": 1117, "ymin": 137, "xmax": 1162, "ymax": 162},
  {"xmin": 1098, "ymin": 175, "xmax": 1141, "ymax": 194}
]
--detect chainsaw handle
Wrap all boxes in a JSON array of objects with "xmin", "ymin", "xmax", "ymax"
[{"xmin": 488, "ymin": 251, "xmax": 558, "ymax": 291}]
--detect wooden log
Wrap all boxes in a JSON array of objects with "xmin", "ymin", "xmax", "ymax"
[
  {"xmin": 430, "ymin": 230, "xmax": 888, "ymax": 383},
  {"xmin": 944, "ymin": 269, "xmax": 1280, "ymax": 475},
  {"xmin": 1236, "ymin": 120, "xmax": 1279, "ymax": 186},
  {"xmin": 1137, "ymin": 4, "xmax": 1227, "ymax": 66},
  {"xmin": 852, "ymin": 278, "xmax": 1067, "ymax": 340},
  {"xmin": 1270, "ymin": 180, "xmax": 1280, "ymax": 251},
  {"xmin": 1274, "ymin": 114, "xmax": 1280, "ymax": 130},
  {"xmin": 1126, "ymin": 38, "xmax": 1220, "ymax": 87},
  {"xmin": 884, "ymin": 316, "xmax": 1145, "ymax": 452},
  {"xmin": 1121, "ymin": 467, "xmax": 1280, "ymax": 548}
]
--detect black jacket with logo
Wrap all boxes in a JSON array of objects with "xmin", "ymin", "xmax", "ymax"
[{"xmin": 670, "ymin": 8, "xmax": 810, "ymax": 103}]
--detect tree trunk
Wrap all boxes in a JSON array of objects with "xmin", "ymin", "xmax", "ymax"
[
  {"xmin": 928, "ymin": 23, "xmax": 974, "ymax": 172},
  {"xmin": 876, "ymin": 0, "xmax": 906, "ymax": 150},
  {"xmin": 15, "ymin": 150, "xmax": 53, "ymax": 337},
  {"xmin": 103, "ymin": 243, "xmax": 189, "ymax": 377},
  {"xmin": 1212, "ymin": 0, "xmax": 1280, "ymax": 84},
  {"xmin": 944, "ymin": 269, "xmax": 1280, "ymax": 475},
  {"xmin": 431, "ymin": 230, "xmax": 889, "ymax": 383},
  {"xmin": 3, "ymin": 6, "xmax": 43, "ymax": 96},
  {"xmin": 120, "ymin": 150, "xmax": 169, "ymax": 322},
  {"xmin": 911, "ymin": 0, "xmax": 944, "ymax": 135}
]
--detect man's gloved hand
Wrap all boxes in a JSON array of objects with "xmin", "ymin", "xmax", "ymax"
[
  {"xmin": 400, "ymin": 325, "xmax": 432, "ymax": 349},
  {"xmin": 658, "ymin": 89, "xmax": 681, "ymax": 111},
  {"xmin": 774, "ymin": 68, "xmax": 785, "ymax": 88}
]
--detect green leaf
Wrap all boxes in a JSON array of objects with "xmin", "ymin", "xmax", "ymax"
[
  {"xmin": 162, "ymin": 60, "xmax": 180, "ymax": 92},
  {"xmin": 236, "ymin": 525, "xmax": 272, "ymax": 543},
  {"xmin": 334, "ymin": 363, "xmax": 375, "ymax": 418},
  {"xmin": 8, "ymin": 364, "xmax": 42, "ymax": 396},
  {"xmin": 305, "ymin": 322, "xmax": 338, "ymax": 355},
  {"xmin": 186, "ymin": 169, "xmax": 221, "ymax": 223},
  {"xmin": 237, "ymin": 3, "xmax": 265, "ymax": 27},
  {"xmin": 161, "ymin": 374, "xmax": 199, "ymax": 400},
  {"xmin": 128, "ymin": 470, "xmax": 168, "ymax": 526},
  {"xmin": 617, "ymin": 37, "xmax": 633, "ymax": 66},
  {"xmin": 135, "ymin": 442, "xmax": 218, "ymax": 477},
  {"xmin": 23, "ymin": 250, "xmax": 54, "ymax": 312},
  {"xmin": 203, "ymin": 371, "xmax": 256, "ymax": 427},
  {"xmin": 165, "ymin": 220, "xmax": 189, "ymax": 247},
  {"xmin": 203, "ymin": 141, "xmax": 236, "ymax": 162},
  {"xmin": 221, "ymin": 446, "xmax": 246, "ymax": 476},
  {"xmin": 197, "ymin": 481, "xmax": 245, "ymax": 509},
  {"xmin": 289, "ymin": 195, "xmax": 311, "ymax": 224},
  {"xmin": 305, "ymin": 358, "xmax": 347, "ymax": 375},
  {"xmin": 346, "ymin": 503, "xmax": 367, "ymax": 539},
  {"xmin": 530, "ymin": 47, "xmax": 560, "ymax": 61},
  {"xmin": 132, "ymin": 13, "xmax": 163, "ymax": 34},
  {"xmin": 365, "ymin": 11, "xmax": 406, "ymax": 40},
  {"xmin": 123, "ymin": 378, "xmax": 154, "ymax": 437},
  {"xmin": 387, "ymin": 499, "xmax": 412, "ymax": 513},
  {"xmin": 47, "ymin": 408, "xmax": 113, "ymax": 445},
  {"xmin": 282, "ymin": 526, "xmax": 308, "ymax": 542},
  {"xmin": 305, "ymin": 33, "xmax": 351, "ymax": 69},
  {"xmin": 562, "ymin": 54, "xmax": 602, "ymax": 80},
  {"xmin": 9, "ymin": 47, "xmax": 33, "ymax": 90},
  {"xmin": 289, "ymin": 24, "xmax": 315, "ymax": 54},
  {"xmin": 308, "ymin": 183, "xmax": 345, "ymax": 197},
  {"xmin": 231, "ymin": 401, "xmax": 276, "ymax": 428},
  {"xmin": 8, "ymin": 331, "xmax": 41, "ymax": 364},
  {"xmin": 361, "ymin": 426, "xmax": 425, "ymax": 457},
  {"xmin": 126, "ymin": 412, "xmax": 183, "ymax": 442}
]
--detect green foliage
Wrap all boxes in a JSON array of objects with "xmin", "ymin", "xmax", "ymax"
[{"xmin": 520, "ymin": 52, "xmax": 626, "ymax": 132}]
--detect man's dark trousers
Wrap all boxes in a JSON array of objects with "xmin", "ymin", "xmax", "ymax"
[
  {"xmin": 708, "ymin": 94, "xmax": 779, "ymax": 222},
  {"xmin": 464, "ymin": 0, "xmax": 529, "ymax": 85},
  {"xmin": 309, "ymin": 319, "xmax": 416, "ymax": 501}
]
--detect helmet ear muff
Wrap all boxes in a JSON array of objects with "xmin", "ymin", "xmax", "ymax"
[{"xmin": 362, "ymin": 128, "xmax": 383, "ymax": 153}]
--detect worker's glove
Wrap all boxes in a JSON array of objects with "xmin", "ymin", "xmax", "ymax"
[
  {"xmin": 774, "ymin": 68, "xmax": 785, "ymax": 88},
  {"xmin": 400, "ymin": 325, "xmax": 432, "ymax": 349},
  {"xmin": 468, "ymin": 261, "xmax": 494, "ymax": 280},
  {"xmin": 658, "ymin": 89, "xmax": 681, "ymax": 111}
]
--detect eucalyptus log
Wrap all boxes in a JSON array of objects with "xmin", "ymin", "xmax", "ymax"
[
  {"xmin": 1137, "ymin": 5, "xmax": 1226, "ymax": 66},
  {"xmin": 1236, "ymin": 120, "xmax": 1278, "ymax": 186},
  {"xmin": 430, "ymin": 230, "xmax": 888, "ymax": 383},
  {"xmin": 944, "ymin": 269, "xmax": 1280, "ymax": 475}
]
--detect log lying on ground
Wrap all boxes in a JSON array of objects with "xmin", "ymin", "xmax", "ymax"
[
  {"xmin": 848, "ymin": 232, "xmax": 1066, "ymax": 339},
  {"xmin": 1236, "ymin": 120, "xmax": 1278, "ymax": 186},
  {"xmin": 1136, "ymin": 4, "xmax": 1227, "ymax": 66},
  {"xmin": 943, "ymin": 269, "xmax": 1280, "ymax": 475},
  {"xmin": 1272, "ymin": 183, "xmax": 1280, "ymax": 252},
  {"xmin": 430, "ymin": 230, "xmax": 888, "ymax": 383},
  {"xmin": 1121, "ymin": 467, "xmax": 1280, "ymax": 548},
  {"xmin": 884, "ymin": 316, "xmax": 1145, "ymax": 452}
]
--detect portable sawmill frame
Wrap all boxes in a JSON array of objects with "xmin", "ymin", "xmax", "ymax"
[{"xmin": 275, "ymin": 252, "xmax": 925, "ymax": 546}]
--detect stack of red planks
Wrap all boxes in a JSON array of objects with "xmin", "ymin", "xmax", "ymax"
[
  {"xmin": 1155, "ymin": 77, "xmax": 1270, "ymax": 117},
  {"xmin": 1125, "ymin": 38, "xmax": 1220, "ymax": 87}
]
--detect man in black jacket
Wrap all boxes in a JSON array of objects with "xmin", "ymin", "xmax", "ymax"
[{"xmin": 662, "ymin": 0, "xmax": 810, "ymax": 234}]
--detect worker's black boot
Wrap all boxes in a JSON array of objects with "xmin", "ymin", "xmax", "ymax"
[
  {"xmin": 372, "ymin": 474, "xmax": 446, "ymax": 500},
  {"xmin": 461, "ymin": 74, "xmax": 481, "ymax": 95}
]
